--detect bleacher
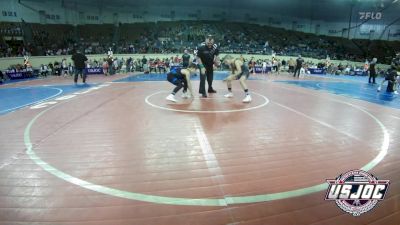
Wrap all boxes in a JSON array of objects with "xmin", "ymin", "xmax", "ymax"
[{"xmin": 0, "ymin": 21, "xmax": 398, "ymax": 64}]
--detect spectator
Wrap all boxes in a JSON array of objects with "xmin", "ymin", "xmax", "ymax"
[
  {"xmin": 368, "ymin": 58, "xmax": 377, "ymax": 84},
  {"xmin": 40, "ymin": 64, "xmax": 48, "ymax": 77},
  {"xmin": 71, "ymin": 49, "xmax": 88, "ymax": 84},
  {"xmin": 0, "ymin": 70, "xmax": 4, "ymax": 84},
  {"xmin": 293, "ymin": 55, "xmax": 304, "ymax": 77}
]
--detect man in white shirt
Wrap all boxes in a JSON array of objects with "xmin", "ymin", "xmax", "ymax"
[{"xmin": 262, "ymin": 60, "xmax": 267, "ymax": 74}]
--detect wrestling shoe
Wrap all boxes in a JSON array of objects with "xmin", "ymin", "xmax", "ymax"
[
  {"xmin": 242, "ymin": 95, "xmax": 252, "ymax": 103},
  {"xmin": 224, "ymin": 92, "xmax": 234, "ymax": 98},
  {"xmin": 166, "ymin": 94, "xmax": 177, "ymax": 102},
  {"xmin": 181, "ymin": 92, "xmax": 189, "ymax": 99}
]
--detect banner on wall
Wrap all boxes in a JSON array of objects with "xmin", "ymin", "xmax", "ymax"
[
  {"xmin": 171, "ymin": 65, "xmax": 273, "ymax": 74},
  {"xmin": 353, "ymin": 70, "xmax": 366, "ymax": 76},
  {"xmin": 85, "ymin": 67, "xmax": 103, "ymax": 75},
  {"xmin": 5, "ymin": 69, "xmax": 36, "ymax": 80},
  {"xmin": 254, "ymin": 66, "xmax": 272, "ymax": 73},
  {"xmin": 308, "ymin": 68, "xmax": 326, "ymax": 74}
]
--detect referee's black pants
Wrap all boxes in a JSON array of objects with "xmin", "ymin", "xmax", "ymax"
[
  {"xmin": 74, "ymin": 68, "xmax": 86, "ymax": 83},
  {"xmin": 199, "ymin": 65, "xmax": 214, "ymax": 94}
]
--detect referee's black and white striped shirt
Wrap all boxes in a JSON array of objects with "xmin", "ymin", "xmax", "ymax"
[{"xmin": 194, "ymin": 42, "xmax": 219, "ymax": 67}]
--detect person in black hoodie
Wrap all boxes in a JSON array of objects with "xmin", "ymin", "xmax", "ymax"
[
  {"xmin": 0, "ymin": 70, "xmax": 4, "ymax": 84},
  {"xmin": 368, "ymin": 58, "xmax": 377, "ymax": 84},
  {"xmin": 71, "ymin": 49, "xmax": 88, "ymax": 84},
  {"xmin": 377, "ymin": 53, "xmax": 399, "ymax": 94},
  {"xmin": 293, "ymin": 55, "xmax": 304, "ymax": 78}
]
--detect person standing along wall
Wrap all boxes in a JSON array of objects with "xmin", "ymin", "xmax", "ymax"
[
  {"xmin": 182, "ymin": 49, "xmax": 190, "ymax": 68},
  {"xmin": 368, "ymin": 58, "xmax": 377, "ymax": 84},
  {"xmin": 293, "ymin": 55, "xmax": 304, "ymax": 78},
  {"xmin": 71, "ymin": 49, "xmax": 88, "ymax": 84}
]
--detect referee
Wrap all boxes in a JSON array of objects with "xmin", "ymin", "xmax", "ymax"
[{"xmin": 195, "ymin": 35, "xmax": 219, "ymax": 97}]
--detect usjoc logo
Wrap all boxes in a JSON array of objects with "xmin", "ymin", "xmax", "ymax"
[{"xmin": 325, "ymin": 170, "xmax": 389, "ymax": 216}]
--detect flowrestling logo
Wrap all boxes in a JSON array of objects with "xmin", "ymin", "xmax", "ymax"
[
  {"xmin": 325, "ymin": 170, "xmax": 389, "ymax": 216},
  {"xmin": 359, "ymin": 12, "xmax": 382, "ymax": 20}
]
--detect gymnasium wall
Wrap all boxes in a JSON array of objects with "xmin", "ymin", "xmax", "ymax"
[
  {"xmin": 1, "ymin": 0, "xmax": 399, "ymax": 40},
  {"xmin": 0, "ymin": 54, "xmax": 390, "ymax": 72}
]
